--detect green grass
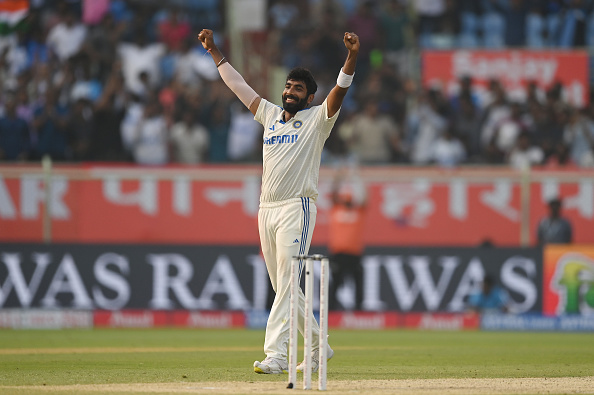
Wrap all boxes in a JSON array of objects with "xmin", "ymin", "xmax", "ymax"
[{"xmin": 0, "ymin": 329, "xmax": 592, "ymax": 389}]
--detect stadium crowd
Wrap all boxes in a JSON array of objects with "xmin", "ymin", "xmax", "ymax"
[{"xmin": 0, "ymin": 0, "xmax": 594, "ymax": 168}]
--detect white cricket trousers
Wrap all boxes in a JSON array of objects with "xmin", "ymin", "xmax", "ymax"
[{"xmin": 258, "ymin": 197, "xmax": 321, "ymax": 360}]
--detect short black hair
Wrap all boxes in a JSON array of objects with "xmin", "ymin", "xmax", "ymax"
[{"xmin": 286, "ymin": 67, "xmax": 317, "ymax": 96}]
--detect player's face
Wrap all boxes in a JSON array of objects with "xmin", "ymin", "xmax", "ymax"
[{"xmin": 282, "ymin": 80, "xmax": 310, "ymax": 114}]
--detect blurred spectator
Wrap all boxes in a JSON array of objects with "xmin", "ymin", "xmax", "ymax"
[
  {"xmin": 528, "ymin": 102, "xmax": 563, "ymax": 159},
  {"xmin": 46, "ymin": 9, "xmax": 87, "ymax": 62},
  {"xmin": 65, "ymin": 98, "xmax": 94, "ymax": 161},
  {"xmin": 430, "ymin": 127, "xmax": 466, "ymax": 167},
  {"xmin": 0, "ymin": 97, "xmax": 30, "ymax": 161},
  {"xmin": 227, "ymin": 102, "xmax": 263, "ymax": 162},
  {"xmin": 90, "ymin": 70, "xmax": 127, "ymax": 161},
  {"xmin": 83, "ymin": 13, "xmax": 125, "ymax": 81},
  {"xmin": 122, "ymin": 99, "xmax": 169, "ymax": 165},
  {"xmin": 407, "ymin": 88, "xmax": 448, "ymax": 164},
  {"xmin": 507, "ymin": 131, "xmax": 545, "ymax": 170},
  {"xmin": 452, "ymin": 96, "xmax": 482, "ymax": 160},
  {"xmin": 563, "ymin": 108, "xmax": 594, "ymax": 167},
  {"xmin": 206, "ymin": 102, "xmax": 231, "ymax": 163},
  {"xmin": 544, "ymin": 142, "xmax": 576, "ymax": 168},
  {"xmin": 449, "ymin": 75, "xmax": 480, "ymax": 112},
  {"xmin": 169, "ymin": 109, "xmax": 209, "ymax": 164},
  {"xmin": 340, "ymin": 101, "xmax": 401, "ymax": 164},
  {"xmin": 491, "ymin": 102, "xmax": 531, "ymax": 155},
  {"xmin": 82, "ymin": 0, "xmax": 110, "ymax": 25},
  {"xmin": 480, "ymin": 82, "xmax": 511, "ymax": 151},
  {"xmin": 380, "ymin": 0, "xmax": 411, "ymax": 75},
  {"xmin": 158, "ymin": 8, "xmax": 191, "ymax": 51},
  {"xmin": 467, "ymin": 275, "xmax": 510, "ymax": 314},
  {"xmin": 537, "ymin": 197, "xmax": 573, "ymax": 244},
  {"xmin": 117, "ymin": 32, "xmax": 166, "ymax": 96},
  {"xmin": 32, "ymin": 89, "xmax": 70, "ymax": 160}
]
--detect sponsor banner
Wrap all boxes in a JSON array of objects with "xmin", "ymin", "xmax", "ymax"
[
  {"xmin": 481, "ymin": 313, "xmax": 594, "ymax": 332},
  {"xmin": 328, "ymin": 311, "xmax": 399, "ymax": 329},
  {"xmin": 171, "ymin": 311, "xmax": 245, "ymax": 328},
  {"xmin": 94, "ymin": 310, "xmax": 169, "ymax": 328},
  {"xmin": 0, "ymin": 309, "xmax": 92, "ymax": 329},
  {"xmin": 423, "ymin": 50, "xmax": 589, "ymax": 107},
  {"xmin": 543, "ymin": 245, "xmax": 594, "ymax": 316},
  {"xmin": 0, "ymin": 243, "xmax": 267, "ymax": 311},
  {"xmin": 93, "ymin": 310, "xmax": 245, "ymax": 328},
  {"xmin": 0, "ymin": 244, "xmax": 542, "ymax": 314},
  {"xmin": 402, "ymin": 312, "xmax": 479, "ymax": 330},
  {"xmin": 246, "ymin": 310, "xmax": 270, "ymax": 329},
  {"xmin": 1, "ymin": 167, "xmax": 593, "ymax": 246},
  {"xmin": 361, "ymin": 247, "xmax": 542, "ymax": 314}
]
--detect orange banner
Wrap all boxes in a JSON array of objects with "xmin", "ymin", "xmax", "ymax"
[{"xmin": 1, "ymin": 166, "xmax": 593, "ymax": 246}]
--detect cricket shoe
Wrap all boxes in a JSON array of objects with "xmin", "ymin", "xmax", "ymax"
[
  {"xmin": 253, "ymin": 356, "xmax": 288, "ymax": 374},
  {"xmin": 296, "ymin": 345, "xmax": 334, "ymax": 373}
]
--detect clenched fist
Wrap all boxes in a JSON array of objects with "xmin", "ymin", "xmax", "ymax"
[
  {"xmin": 198, "ymin": 29, "xmax": 216, "ymax": 51},
  {"xmin": 344, "ymin": 32, "xmax": 360, "ymax": 52}
]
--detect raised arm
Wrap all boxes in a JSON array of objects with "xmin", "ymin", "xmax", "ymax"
[
  {"xmin": 198, "ymin": 29, "xmax": 261, "ymax": 115},
  {"xmin": 326, "ymin": 32, "xmax": 359, "ymax": 118}
]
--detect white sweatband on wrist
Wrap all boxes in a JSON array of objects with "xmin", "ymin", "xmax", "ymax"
[
  {"xmin": 217, "ymin": 62, "xmax": 259, "ymax": 108},
  {"xmin": 337, "ymin": 68, "xmax": 354, "ymax": 88}
]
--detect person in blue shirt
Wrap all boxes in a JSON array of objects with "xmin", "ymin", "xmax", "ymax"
[
  {"xmin": 0, "ymin": 97, "xmax": 30, "ymax": 161},
  {"xmin": 467, "ymin": 275, "xmax": 510, "ymax": 313}
]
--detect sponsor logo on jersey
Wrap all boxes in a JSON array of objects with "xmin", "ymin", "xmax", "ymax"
[
  {"xmin": 263, "ymin": 134, "xmax": 299, "ymax": 145},
  {"xmin": 293, "ymin": 239, "xmax": 299, "ymax": 244}
]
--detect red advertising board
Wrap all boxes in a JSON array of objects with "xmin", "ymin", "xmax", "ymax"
[
  {"xmin": 423, "ymin": 50, "xmax": 589, "ymax": 107},
  {"xmin": 1, "ymin": 166, "xmax": 593, "ymax": 246}
]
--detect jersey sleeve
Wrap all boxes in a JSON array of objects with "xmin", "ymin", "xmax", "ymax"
[
  {"xmin": 318, "ymin": 98, "xmax": 341, "ymax": 138},
  {"xmin": 322, "ymin": 98, "xmax": 340, "ymax": 123},
  {"xmin": 254, "ymin": 98, "xmax": 273, "ymax": 126}
]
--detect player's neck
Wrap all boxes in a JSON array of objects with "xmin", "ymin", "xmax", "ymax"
[{"xmin": 283, "ymin": 111, "xmax": 296, "ymax": 122}]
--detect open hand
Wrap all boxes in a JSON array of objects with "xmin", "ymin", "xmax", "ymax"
[
  {"xmin": 198, "ymin": 29, "xmax": 216, "ymax": 51},
  {"xmin": 344, "ymin": 32, "xmax": 360, "ymax": 52}
]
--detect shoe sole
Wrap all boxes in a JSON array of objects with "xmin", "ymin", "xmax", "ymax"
[{"xmin": 254, "ymin": 366, "xmax": 287, "ymax": 374}]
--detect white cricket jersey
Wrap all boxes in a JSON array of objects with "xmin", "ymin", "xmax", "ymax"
[{"xmin": 255, "ymin": 98, "xmax": 340, "ymax": 204}]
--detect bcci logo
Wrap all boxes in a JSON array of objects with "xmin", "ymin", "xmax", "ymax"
[
  {"xmin": 292, "ymin": 120, "xmax": 302, "ymax": 129},
  {"xmin": 552, "ymin": 254, "xmax": 594, "ymax": 315}
]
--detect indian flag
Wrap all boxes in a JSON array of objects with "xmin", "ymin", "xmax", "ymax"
[{"xmin": 0, "ymin": 0, "xmax": 29, "ymax": 35}]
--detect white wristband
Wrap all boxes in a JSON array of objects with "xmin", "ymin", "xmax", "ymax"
[{"xmin": 337, "ymin": 68, "xmax": 354, "ymax": 88}]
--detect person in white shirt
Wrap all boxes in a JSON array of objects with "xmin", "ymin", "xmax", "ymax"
[
  {"xmin": 431, "ymin": 128, "xmax": 466, "ymax": 167},
  {"xmin": 117, "ymin": 34, "xmax": 165, "ymax": 96},
  {"xmin": 227, "ymin": 102, "xmax": 263, "ymax": 162},
  {"xmin": 508, "ymin": 131, "xmax": 544, "ymax": 170},
  {"xmin": 123, "ymin": 99, "xmax": 168, "ymax": 165},
  {"xmin": 169, "ymin": 110, "xmax": 209, "ymax": 164},
  {"xmin": 46, "ymin": 10, "xmax": 87, "ymax": 62},
  {"xmin": 198, "ymin": 28, "xmax": 359, "ymax": 375}
]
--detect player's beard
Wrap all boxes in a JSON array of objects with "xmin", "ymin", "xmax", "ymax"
[{"xmin": 282, "ymin": 94, "xmax": 308, "ymax": 114}]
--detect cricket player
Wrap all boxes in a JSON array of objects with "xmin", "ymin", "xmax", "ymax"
[{"xmin": 198, "ymin": 28, "xmax": 359, "ymax": 374}]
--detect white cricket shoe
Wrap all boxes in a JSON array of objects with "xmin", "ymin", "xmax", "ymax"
[
  {"xmin": 253, "ymin": 356, "xmax": 288, "ymax": 374},
  {"xmin": 296, "ymin": 345, "xmax": 334, "ymax": 373}
]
